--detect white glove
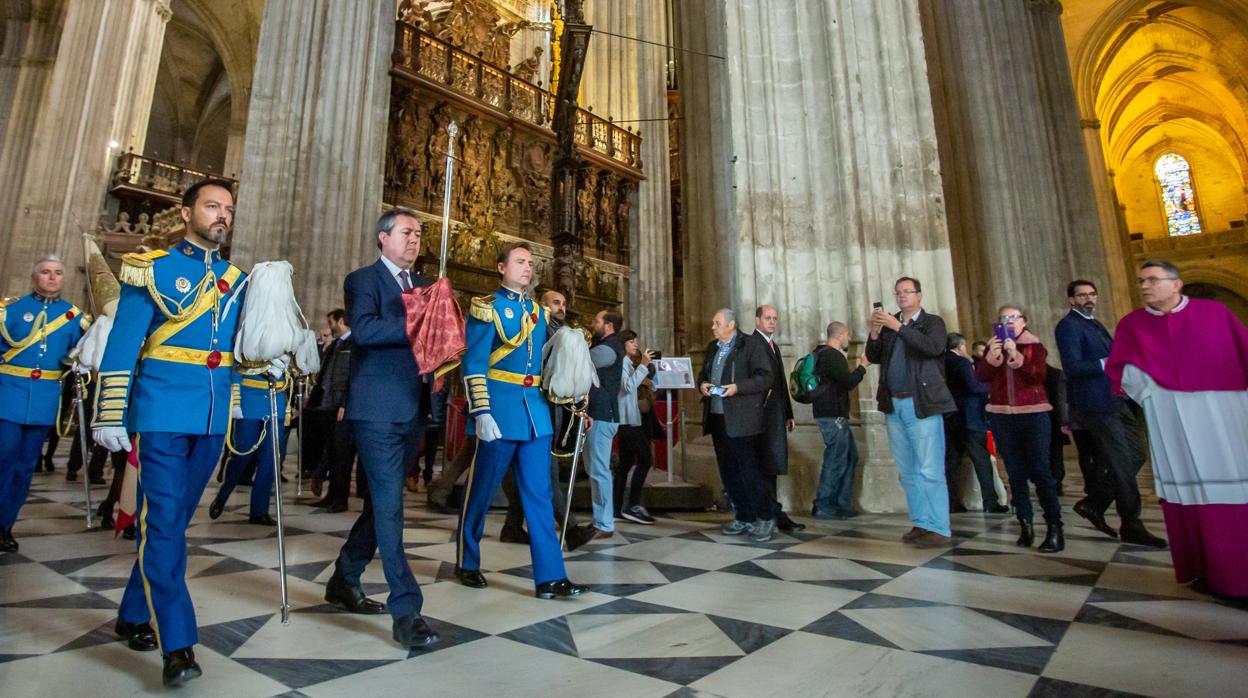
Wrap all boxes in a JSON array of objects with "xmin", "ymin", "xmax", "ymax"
[
  {"xmin": 267, "ymin": 355, "xmax": 289, "ymax": 379},
  {"xmin": 72, "ymin": 362, "xmax": 92, "ymax": 375},
  {"xmin": 232, "ymin": 405, "xmax": 244, "ymax": 420},
  {"xmin": 475, "ymin": 414, "xmax": 502, "ymax": 442},
  {"xmin": 93, "ymin": 427, "xmax": 131, "ymax": 453}
]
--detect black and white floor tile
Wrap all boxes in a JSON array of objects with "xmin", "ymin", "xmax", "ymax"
[{"xmin": 2, "ymin": 466, "xmax": 1247, "ymax": 697}]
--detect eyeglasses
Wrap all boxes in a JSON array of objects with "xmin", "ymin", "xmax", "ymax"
[
  {"xmin": 1000, "ymin": 314, "xmax": 1023, "ymax": 321},
  {"xmin": 1138, "ymin": 276, "xmax": 1178, "ymax": 286},
  {"xmin": 893, "ymin": 290, "xmax": 919, "ymax": 296}
]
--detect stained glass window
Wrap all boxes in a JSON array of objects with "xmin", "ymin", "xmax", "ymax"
[{"xmin": 1155, "ymin": 153, "xmax": 1202, "ymax": 236}]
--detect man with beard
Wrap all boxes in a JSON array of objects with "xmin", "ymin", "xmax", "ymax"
[{"xmin": 91, "ymin": 179, "xmax": 248, "ymax": 686}]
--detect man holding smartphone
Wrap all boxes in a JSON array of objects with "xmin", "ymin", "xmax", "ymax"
[{"xmin": 866, "ymin": 277, "xmax": 958, "ymax": 547}]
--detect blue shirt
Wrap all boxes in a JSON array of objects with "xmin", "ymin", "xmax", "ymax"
[{"xmin": 709, "ymin": 335, "xmax": 735, "ymax": 415}]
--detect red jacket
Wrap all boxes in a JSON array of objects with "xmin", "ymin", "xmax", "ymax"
[{"xmin": 975, "ymin": 334, "xmax": 1052, "ymax": 414}]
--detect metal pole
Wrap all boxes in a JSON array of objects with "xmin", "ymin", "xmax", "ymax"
[
  {"xmin": 665, "ymin": 390, "xmax": 674, "ymax": 483},
  {"xmin": 295, "ymin": 378, "xmax": 305, "ymax": 496},
  {"xmin": 73, "ymin": 370, "xmax": 94, "ymax": 528},
  {"xmin": 268, "ymin": 375, "xmax": 291, "ymax": 624},
  {"xmin": 679, "ymin": 404, "xmax": 688, "ymax": 482},
  {"xmin": 438, "ymin": 121, "xmax": 459, "ymax": 278},
  {"xmin": 559, "ymin": 410, "xmax": 587, "ymax": 548}
]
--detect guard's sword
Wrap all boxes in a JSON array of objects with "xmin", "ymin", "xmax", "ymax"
[
  {"xmin": 559, "ymin": 403, "xmax": 589, "ymax": 548},
  {"xmin": 268, "ymin": 373, "xmax": 291, "ymax": 624},
  {"xmin": 72, "ymin": 368, "xmax": 94, "ymax": 528}
]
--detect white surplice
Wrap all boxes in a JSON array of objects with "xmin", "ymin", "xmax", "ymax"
[{"xmin": 1120, "ymin": 364, "xmax": 1248, "ymax": 505}]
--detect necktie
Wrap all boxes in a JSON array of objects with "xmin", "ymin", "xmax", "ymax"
[
  {"xmin": 399, "ymin": 270, "xmax": 412, "ymax": 291},
  {"xmin": 770, "ymin": 339, "xmax": 778, "ymax": 356}
]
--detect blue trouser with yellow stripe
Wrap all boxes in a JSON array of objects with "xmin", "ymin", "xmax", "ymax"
[
  {"xmin": 456, "ymin": 434, "xmax": 565, "ymax": 585},
  {"xmin": 118, "ymin": 432, "xmax": 223, "ymax": 653},
  {"xmin": 215, "ymin": 418, "xmax": 280, "ymax": 518},
  {"xmin": 0, "ymin": 419, "xmax": 50, "ymax": 528}
]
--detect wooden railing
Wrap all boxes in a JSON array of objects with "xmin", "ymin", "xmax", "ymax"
[
  {"xmin": 391, "ymin": 20, "xmax": 643, "ymax": 173},
  {"xmin": 110, "ymin": 151, "xmax": 237, "ymax": 204}
]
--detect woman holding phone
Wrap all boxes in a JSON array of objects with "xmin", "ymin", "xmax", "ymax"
[{"xmin": 976, "ymin": 305, "xmax": 1064, "ymax": 553}]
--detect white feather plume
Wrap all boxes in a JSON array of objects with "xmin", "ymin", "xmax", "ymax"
[
  {"xmin": 294, "ymin": 328, "xmax": 320, "ymax": 375},
  {"xmin": 542, "ymin": 325, "xmax": 599, "ymax": 401},
  {"xmin": 74, "ymin": 315, "xmax": 112, "ymax": 371},
  {"xmin": 235, "ymin": 261, "xmax": 306, "ymax": 364}
]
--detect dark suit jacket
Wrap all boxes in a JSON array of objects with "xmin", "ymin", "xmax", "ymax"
[
  {"xmin": 343, "ymin": 259, "xmax": 430, "ymax": 423},
  {"xmin": 698, "ymin": 330, "xmax": 773, "ymax": 439},
  {"xmin": 864, "ymin": 308, "xmax": 956, "ymax": 419},
  {"xmin": 309, "ymin": 335, "xmax": 354, "ymax": 411},
  {"xmin": 1053, "ymin": 310, "xmax": 1121, "ymax": 414},
  {"xmin": 751, "ymin": 330, "xmax": 792, "ymax": 475}
]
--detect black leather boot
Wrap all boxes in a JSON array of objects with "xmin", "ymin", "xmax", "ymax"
[
  {"xmin": 1015, "ymin": 518, "xmax": 1034, "ymax": 547},
  {"xmin": 1038, "ymin": 524, "xmax": 1065, "ymax": 553}
]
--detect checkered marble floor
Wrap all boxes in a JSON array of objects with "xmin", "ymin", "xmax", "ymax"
[{"xmin": 3, "ymin": 468, "xmax": 1248, "ymax": 697}]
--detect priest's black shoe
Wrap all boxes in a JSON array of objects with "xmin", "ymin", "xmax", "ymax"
[
  {"xmin": 455, "ymin": 566, "xmax": 488, "ymax": 588},
  {"xmin": 499, "ymin": 525, "xmax": 530, "ymax": 544},
  {"xmin": 97, "ymin": 507, "xmax": 116, "ymax": 531},
  {"xmin": 115, "ymin": 620, "xmax": 158, "ymax": 651},
  {"xmin": 393, "ymin": 613, "xmax": 440, "ymax": 649},
  {"xmin": 1073, "ymin": 498, "xmax": 1117, "ymax": 539},
  {"xmin": 1120, "ymin": 519, "xmax": 1168, "ymax": 548},
  {"xmin": 564, "ymin": 523, "xmax": 595, "ymax": 551},
  {"xmin": 535, "ymin": 578, "xmax": 589, "ymax": 599},
  {"xmin": 1, "ymin": 528, "xmax": 18, "ymax": 553},
  {"xmin": 324, "ymin": 574, "xmax": 386, "ymax": 614},
  {"xmin": 162, "ymin": 648, "xmax": 202, "ymax": 687},
  {"xmin": 1015, "ymin": 518, "xmax": 1034, "ymax": 547},
  {"xmin": 89, "ymin": 475, "xmax": 107, "ymax": 485},
  {"xmin": 208, "ymin": 497, "xmax": 224, "ymax": 520},
  {"xmin": 65, "ymin": 471, "xmax": 78, "ymax": 482},
  {"xmin": 776, "ymin": 512, "xmax": 806, "ymax": 532},
  {"xmin": 248, "ymin": 514, "xmax": 278, "ymax": 526},
  {"xmin": 122, "ymin": 524, "xmax": 136, "ymax": 540},
  {"xmin": 1038, "ymin": 524, "xmax": 1065, "ymax": 553}
]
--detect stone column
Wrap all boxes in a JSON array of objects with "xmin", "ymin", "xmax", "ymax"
[
  {"xmin": 922, "ymin": 0, "xmax": 1111, "ymax": 343},
  {"xmin": 1081, "ymin": 118, "xmax": 1136, "ymax": 322},
  {"xmin": 582, "ymin": 0, "xmax": 675, "ymax": 350},
  {"xmin": 676, "ymin": 0, "xmax": 957, "ymax": 512},
  {"xmin": 0, "ymin": 0, "xmax": 170, "ymax": 298},
  {"xmin": 231, "ymin": 0, "xmax": 396, "ymax": 320}
]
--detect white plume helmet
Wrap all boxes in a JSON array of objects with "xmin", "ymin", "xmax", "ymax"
[
  {"xmin": 73, "ymin": 314, "xmax": 113, "ymax": 371},
  {"xmin": 294, "ymin": 327, "xmax": 320, "ymax": 374},
  {"xmin": 542, "ymin": 325, "xmax": 599, "ymax": 402},
  {"xmin": 235, "ymin": 261, "xmax": 314, "ymax": 369}
]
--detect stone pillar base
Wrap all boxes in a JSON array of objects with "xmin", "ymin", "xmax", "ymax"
[{"xmin": 855, "ymin": 411, "xmax": 908, "ymax": 513}]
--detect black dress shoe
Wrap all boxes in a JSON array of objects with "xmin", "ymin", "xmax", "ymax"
[
  {"xmin": 327, "ymin": 501, "xmax": 348, "ymax": 513},
  {"xmin": 1, "ymin": 528, "xmax": 18, "ymax": 553},
  {"xmin": 1073, "ymin": 498, "xmax": 1117, "ymax": 539},
  {"xmin": 392, "ymin": 613, "xmax": 440, "ymax": 649},
  {"xmin": 564, "ymin": 523, "xmax": 595, "ymax": 551},
  {"xmin": 208, "ymin": 498, "xmax": 224, "ymax": 520},
  {"xmin": 1016, "ymin": 518, "xmax": 1035, "ymax": 547},
  {"xmin": 1120, "ymin": 519, "xmax": 1168, "ymax": 548},
  {"xmin": 115, "ymin": 619, "xmax": 158, "ymax": 651},
  {"xmin": 1037, "ymin": 524, "xmax": 1065, "ymax": 553},
  {"xmin": 97, "ymin": 509, "xmax": 116, "ymax": 531},
  {"xmin": 248, "ymin": 514, "xmax": 278, "ymax": 526},
  {"xmin": 949, "ymin": 503, "xmax": 968, "ymax": 514},
  {"xmin": 986, "ymin": 505, "xmax": 1011, "ymax": 514},
  {"xmin": 499, "ymin": 525, "xmax": 530, "ymax": 545},
  {"xmin": 455, "ymin": 566, "xmax": 488, "ymax": 588},
  {"xmin": 535, "ymin": 578, "xmax": 589, "ymax": 599},
  {"xmin": 122, "ymin": 525, "xmax": 136, "ymax": 540},
  {"xmin": 65, "ymin": 471, "xmax": 78, "ymax": 482},
  {"xmin": 162, "ymin": 647, "xmax": 202, "ymax": 687},
  {"xmin": 89, "ymin": 476, "xmax": 107, "ymax": 485},
  {"xmin": 776, "ymin": 512, "xmax": 806, "ymax": 532},
  {"xmin": 324, "ymin": 575, "xmax": 386, "ymax": 614}
]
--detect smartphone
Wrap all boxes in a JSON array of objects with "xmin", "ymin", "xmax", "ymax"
[
  {"xmin": 993, "ymin": 323, "xmax": 1007, "ymax": 342},
  {"xmin": 651, "ymin": 350, "xmax": 663, "ymax": 360},
  {"xmin": 1006, "ymin": 325, "xmax": 1017, "ymax": 341},
  {"xmin": 872, "ymin": 301, "xmax": 883, "ymax": 310},
  {"xmin": 709, "ymin": 386, "xmax": 727, "ymax": 397}
]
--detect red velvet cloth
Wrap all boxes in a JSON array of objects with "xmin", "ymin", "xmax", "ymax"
[
  {"xmin": 1160, "ymin": 499, "xmax": 1248, "ymax": 598},
  {"xmin": 402, "ymin": 277, "xmax": 466, "ymax": 391}
]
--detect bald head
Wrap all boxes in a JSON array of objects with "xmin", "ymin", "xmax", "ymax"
[
  {"xmin": 540, "ymin": 289, "xmax": 566, "ymax": 321},
  {"xmin": 826, "ymin": 321, "xmax": 850, "ymax": 349}
]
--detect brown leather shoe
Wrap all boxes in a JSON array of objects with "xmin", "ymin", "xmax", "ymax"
[
  {"xmin": 593, "ymin": 527, "xmax": 614, "ymax": 540},
  {"xmin": 405, "ymin": 477, "xmax": 420, "ymax": 493},
  {"xmin": 901, "ymin": 527, "xmax": 923, "ymax": 542},
  {"xmin": 912, "ymin": 530, "xmax": 953, "ymax": 548}
]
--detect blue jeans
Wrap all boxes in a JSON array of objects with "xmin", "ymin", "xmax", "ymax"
[
  {"xmin": 0, "ymin": 420, "xmax": 51, "ymax": 528},
  {"xmin": 989, "ymin": 412, "xmax": 1062, "ymax": 525},
  {"xmin": 585, "ymin": 420, "xmax": 619, "ymax": 531},
  {"xmin": 814, "ymin": 417, "xmax": 858, "ymax": 514},
  {"xmin": 885, "ymin": 397, "xmax": 950, "ymax": 536}
]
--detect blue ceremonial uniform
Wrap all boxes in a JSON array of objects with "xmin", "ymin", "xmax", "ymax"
[
  {"xmin": 0, "ymin": 293, "xmax": 87, "ymax": 528},
  {"xmin": 215, "ymin": 369, "xmax": 289, "ymax": 518},
  {"xmin": 94, "ymin": 239, "xmax": 245, "ymax": 654},
  {"xmin": 456, "ymin": 287, "xmax": 564, "ymax": 585}
]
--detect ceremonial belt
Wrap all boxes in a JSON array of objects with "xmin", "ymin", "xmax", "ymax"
[
  {"xmin": 488, "ymin": 368, "xmax": 541, "ymax": 387},
  {"xmin": 241, "ymin": 377, "xmax": 286, "ymax": 391},
  {"xmin": 0, "ymin": 364, "xmax": 62, "ymax": 380},
  {"xmin": 143, "ymin": 345, "xmax": 234, "ymax": 368},
  {"xmin": 1, "ymin": 307, "xmax": 79, "ymax": 364}
]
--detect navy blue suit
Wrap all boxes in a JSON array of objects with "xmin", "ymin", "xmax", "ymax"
[
  {"xmin": 1053, "ymin": 310, "xmax": 1119, "ymax": 414},
  {"xmin": 332, "ymin": 259, "xmax": 428, "ymax": 619}
]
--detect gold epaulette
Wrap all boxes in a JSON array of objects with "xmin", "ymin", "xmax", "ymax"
[
  {"xmin": 469, "ymin": 295, "xmax": 497, "ymax": 322},
  {"xmin": 119, "ymin": 249, "xmax": 169, "ymax": 287}
]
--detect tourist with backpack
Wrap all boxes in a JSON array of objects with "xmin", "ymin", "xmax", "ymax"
[{"xmin": 799, "ymin": 322, "xmax": 870, "ymax": 519}]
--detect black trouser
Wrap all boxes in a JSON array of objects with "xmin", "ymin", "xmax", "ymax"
[
  {"xmin": 1070, "ymin": 403, "xmax": 1145, "ymax": 523},
  {"xmin": 1071, "ymin": 429, "xmax": 1102, "ymax": 497},
  {"xmin": 1049, "ymin": 415, "xmax": 1066, "ymax": 490},
  {"xmin": 97, "ymin": 448, "xmax": 129, "ymax": 516},
  {"xmin": 990, "ymin": 412, "xmax": 1062, "ymax": 525},
  {"xmin": 966, "ymin": 430, "xmax": 1000, "ymax": 511},
  {"xmin": 324, "ymin": 417, "xmax": 360, "ymax": 505},
  {"xmin": 429, "ymin": 437, "xmax": 476, "ymax": 509},
  {"xmin": 707, "ymin": 413, "xmax": 767, "ymax": 523},
  {"xmin": 422, "ymin": 427, "xmax": 442, "ymax": 483},
  {"xmin": 66, "ymin": 436, "xmax": 110, "ymax": 481},
  {"xmin": 302, "ymin": 409, "xmax": 335, "ymax": 477},
  {"xmin": 613, "ymin": 425, "xmax": 653, "ymax": 514},
  {"xmin": 943, "ymin": 414, "xmax": 968, "ymax": 506},
  {"xmin": 503, "ymin": 454, "xmax": 578, "ymax": 530}
]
